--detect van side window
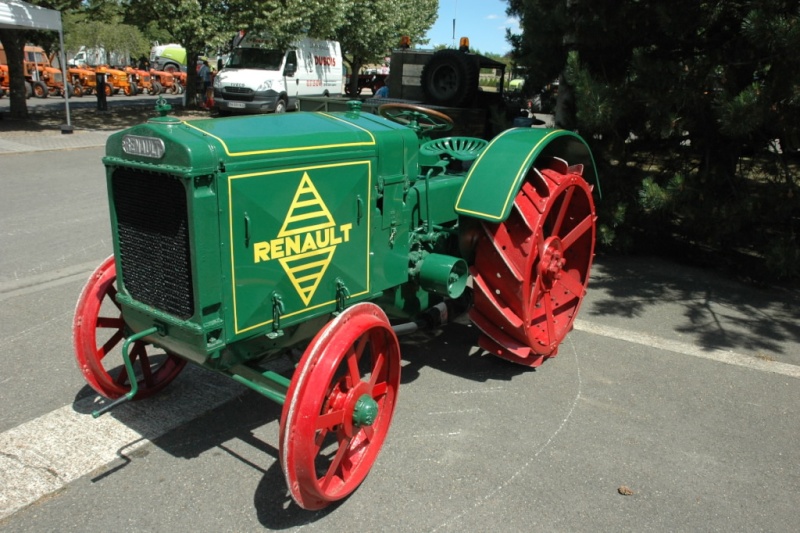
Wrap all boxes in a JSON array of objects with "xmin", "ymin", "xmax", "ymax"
[{"xmin": 285, "ymin": 51, "xmax": 297, "ymax": 76}]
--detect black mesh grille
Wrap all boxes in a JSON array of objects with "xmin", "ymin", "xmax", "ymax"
[
  {"xmin": 112, "ymin": 168, "xmax": 194, "ymax": 319},
  {"xmin": 222, "ymin": 87, "xmax": 254, "ymax": 101}
]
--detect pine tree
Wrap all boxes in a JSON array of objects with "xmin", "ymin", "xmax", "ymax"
[{"xmin": 508, "ymin": 0, "xmax": 800, "ymax": 279}]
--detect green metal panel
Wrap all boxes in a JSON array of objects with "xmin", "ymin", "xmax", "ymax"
[
  {"xmin": 454, "ymin": 128, "xmax": 600, "ymax": 222},
  {"xmin": 225, "ymin": 160, "xmax": 372, "ymax": 338}
]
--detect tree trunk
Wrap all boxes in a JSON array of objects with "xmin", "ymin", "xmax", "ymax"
[
  {"xmin": 0, "ymin": 30, "xmax": 30, "ymax": 120},
  {"xmin": 184, "ymin": 51, "xmax": 201, "ymax": 108},
  {"xmin": 347, "ymin": 58, "xmax": 364, "ymax": 98}
]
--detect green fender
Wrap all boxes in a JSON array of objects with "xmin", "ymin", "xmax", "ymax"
[{"xmin": 454, "ymin": 128, "xmax": 601, "ymax": 222}]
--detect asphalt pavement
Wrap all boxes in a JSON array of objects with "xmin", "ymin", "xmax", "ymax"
[{"xmin": 0, "ymin": 118, "xmax": 798, "ymax": 532}]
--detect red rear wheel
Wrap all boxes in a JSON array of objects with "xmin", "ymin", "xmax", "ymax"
[
  {"xmin": 470, "ymin": 158, "xmax": 596, "ymax": 366},
  {"xmin": 73, "ymin": 256, "xmax": 186, "ymax": 399},
  {"xmin": 280, "ymin": 303, "xmax": 401, "ymax": 510}
]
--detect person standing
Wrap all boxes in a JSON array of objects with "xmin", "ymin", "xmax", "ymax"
[{"xmin": 198, "ymin": 60, "xmax": 212, "ymax": 109}]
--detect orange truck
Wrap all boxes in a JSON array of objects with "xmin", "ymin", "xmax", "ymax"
[{"xmin": 0, "ymin": 44, "xmax": 70, "ymax": 97}]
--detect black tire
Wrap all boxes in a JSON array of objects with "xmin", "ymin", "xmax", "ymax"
[
  {"xmin": 275, "ymin": 97, "xmax": 287, "ymax": 113},
  {"xmin": 33, "ymin": 80, "xmax": 48, "ymax": 98},
  {"xmin": 420, "ymin": 49, "xmax": 479, "ymax": 107},
  {"xmin": 25, "ymin": 82, "xmax": 33, "ymax": 98},
  {"xmin": 151, "ymin": 80, "xmax": 163, "ymax": 95},
  {"xmin": 0, "ymin": 88, "xmax": 5, "ymax": 98}
]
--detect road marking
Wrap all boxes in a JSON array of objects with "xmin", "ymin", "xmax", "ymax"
[
  {"xmin": 573, "ymin": 319, "xmax": 800, "ymax": 379},
  {"xmin": 0, "ymin": 367, "xmax": 244, "ymax": 520},
  {"xmin": 0, "ymin": 260, "xmax": 100, "ymax": 302}
]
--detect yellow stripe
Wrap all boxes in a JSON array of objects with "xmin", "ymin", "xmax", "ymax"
[{"xmin": 181, "ymin": 113, "xmax": 376, "ymax": 157}]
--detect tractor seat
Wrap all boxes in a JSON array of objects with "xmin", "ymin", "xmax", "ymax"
[{"xmin": 419, "ymin": 136, "xmax": 489, "ymax": 162}]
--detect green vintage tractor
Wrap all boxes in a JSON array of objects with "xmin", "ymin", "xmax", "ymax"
[{"xmin": 73, "ymin": 100, "xmax": 599, "ymax": 510}]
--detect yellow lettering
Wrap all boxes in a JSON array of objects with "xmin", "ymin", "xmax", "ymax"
[
  {"xmin": 254, "ymin": 221, "xmax": 355, "ymax": 264},
  {"xmin": 285, "ymin": 235, "xmax": 301, "ymax": 256},
  {"xmin": 270, "ymin": 238, "xmax": 285, "ymax": 259},
  {"xmin": 301, "ymin": 233, "xmax": 318, "ymax": 253},
  {"xmin": 340, "ymin": 223, "xmax": 352, "ymax": 242},
  {"xmin": 317, "ymin": 228, "xmax": 330, "ymax": 247},
  {"xmin": 254, "ymin": 241, "xmax": 270, "ymax": 262}
]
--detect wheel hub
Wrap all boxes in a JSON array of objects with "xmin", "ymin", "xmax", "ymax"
[
  {"xmin": 538, "ymin": 237, "xmax": 565, "ymax": 287},
  {"xmin": 352, "ymin": 394, "xmax": 379, "ymax": 427}
]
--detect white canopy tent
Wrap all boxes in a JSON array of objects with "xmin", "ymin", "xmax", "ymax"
[{"xmin": 0, "ymin": 0, "xmax": 72, "ymax": 129}]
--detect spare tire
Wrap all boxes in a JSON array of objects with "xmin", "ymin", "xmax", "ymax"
[{"xmin": 421, "ymin": 49, "xmax": 479, "ymax": 107}]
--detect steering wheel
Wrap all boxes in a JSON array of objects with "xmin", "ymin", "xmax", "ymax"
[
  {"xmin": 378, "ymin": 103, "xmax": 454, "ymax": 134},
  {"xmin": 419, "ymin": 137, "xmax": 488, "ymax": 162}
]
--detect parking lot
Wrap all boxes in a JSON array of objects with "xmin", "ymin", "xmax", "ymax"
[{"xmin": 1, "ymin": 113, "xmax": 799, "ymax": 532}]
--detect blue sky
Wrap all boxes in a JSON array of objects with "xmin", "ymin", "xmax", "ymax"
[{"xmin": 423, "ymin": 0, "xmax": 519, "ymax": 55}]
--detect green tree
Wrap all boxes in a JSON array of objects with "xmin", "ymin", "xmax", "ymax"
[
  {"xmin": 64, "ymin": 12, "xmax": 150, "ymax": 64},
  {"xmin": 0, "ymin": 0, "xmax": 81, "ymax": 119},
  {"xmin": 338, "ymin": 0, "xmax": 437, "ymax": 96}
]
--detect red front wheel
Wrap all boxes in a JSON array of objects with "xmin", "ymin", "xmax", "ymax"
[
  {"xmin": 280, "ymin": 303, "xmax": 401, "ymax": 510},
  {"xmin": 72, "ymin": 256, "xmax": 186, "ymax": 400}
]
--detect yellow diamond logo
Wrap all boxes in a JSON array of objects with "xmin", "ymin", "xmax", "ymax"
[{"xmin": 251, "ymin": 172, "xmax": 352, "ymax": 306}]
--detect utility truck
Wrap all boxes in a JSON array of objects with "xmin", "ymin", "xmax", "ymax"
[
  {"xmin": 213, "ymin": 35, "xmax": 342, "ymax": 115},
  {"xmin": 149, "ymin": 43, "xmax": 186, "ymax": 73}
]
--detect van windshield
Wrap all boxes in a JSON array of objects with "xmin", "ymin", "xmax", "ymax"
[{"xmin": 226, "ymin": 48, "xmax": 283, "ymax": 70}]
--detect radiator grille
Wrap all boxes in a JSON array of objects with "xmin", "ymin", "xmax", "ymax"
[
  {"xmin": 222, "ymin": 86, "xmax": 254, "ymax": 101},
  {"xmin": 112, "ymin": 168, "xmax": 194, "ymax": 319}
]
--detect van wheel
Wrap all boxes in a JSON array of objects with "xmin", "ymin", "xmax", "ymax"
[{"xmin": 275, "ymin": 98, "xmax": 287, "ymax": 113}]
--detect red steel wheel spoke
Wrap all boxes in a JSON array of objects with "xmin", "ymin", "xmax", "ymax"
[
  {"xmin": 136, "ymin": 343, "xmax": 155, "ymax": 388},
  {"xmin": 316, "ymin": 409, "xmax": 346, "ymax": 431},
  {"xmin": 346, "ymin": 348, "xmax": 361, "ymax": 387},
  {"xmin": 321, "ymin": 435, "xmax": 353, "ymax": 491},
  {"xmin": 98, "ymin": 329, "xmax": 124, "ymax": 360},
  {"xmin": 96, "ymin": 316, "xmax": 123, "ymax": 329},
  {"xmin": 113, "ymin": 346, "xmax": 140, "ymax": 386},
  {"xmin": 360, "ymin": 425, "xmax": 375, "ymax": 442},
  {"xmin": 371, "ymin": 381, "xmax": 388, "ymax": 399},
  {"xmin": 551, "ymin": 186, "xmax": 575, "ymax": 237},
  {"xmin": 542, "ymin": 287, "xmax": 557, "ymax": 347},
  {"xmin": 560, "ymin": 213, "xmax": 594, "ymax": 251},
  {"xmin": 555, "ymin": 270, "xmax": 586, "ymax": 300},
  {"xmin": 528, "ymin": 273, "xmax": 545, "ymax": 320},
  {"xmin": 106, "ymin": 285, "xmax": 122, "ymax": 311},
  {"xmin": 368, "ymin": 351, "xmax": 385, "ymax": 389}
]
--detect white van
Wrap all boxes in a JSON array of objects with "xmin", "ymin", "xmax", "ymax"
[{"xmin": 213, "ymin": 37, "xmax": 343, "ymax": 114}]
